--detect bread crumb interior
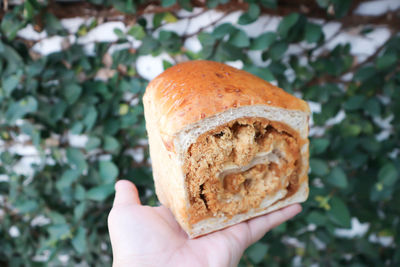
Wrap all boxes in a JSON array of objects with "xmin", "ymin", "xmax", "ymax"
[{"xmin": 184, "ymin": 118, "xmax": 301, "ymax": 225}]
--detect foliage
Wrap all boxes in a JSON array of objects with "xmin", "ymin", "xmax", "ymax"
[{"xmin": 1, "ymin": 0, "xmax": 399, "ymax": 266}]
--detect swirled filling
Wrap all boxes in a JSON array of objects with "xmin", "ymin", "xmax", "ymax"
[{"xmin": 184, "ymin": 118, "xmax": 301, "ymax": 225}]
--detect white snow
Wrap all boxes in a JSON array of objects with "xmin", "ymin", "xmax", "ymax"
[
  {"xmin": 282, "ymin": 236, "xmax": 306, "ymax": 248},
  {"xmin": 369, "ymin": 233, "xmax": 394, "ymax": 247},
  {"xmin": 355, "ymin": 0, "xmax": 400, "ymax": 16},
  {"xmin": 58, "ymin": 254, "xmax": 70, "ymax": 263},
  {"xmin": 308, "ymin": 101, "xmax": 322, "ymax": 114},
  {"xmin": 225, "ymin": 60, "xmax": 243, "ymax": 69},
  {"xmin": 184, "ymin": 36, "xmax": 202, "ymax": 52},
  {"xmin": 32, "ymin": 36, "xmax": 65, "ymax": 55},
  {"xmin": 335, "ymin": 217, "xmax": 370, "ymax": 238},
  {"xmin": 61, "ymin": 17, "xmax": 86, "ymax": 34},
  {"xmin": 32, "ymin": 250, "xmax": 50, "ymax": 262},
  {"xmin": 31, "ymin": 215, "xmax": 51, "ymax": 227},
  {"xmin": 322, "ymin": 22, "xmax": 342, "ymax": 40},
  {"xmin": 78, "ymin": 22, "xmax": 126, "ymax": 44},
  {"xmin": 17, "ymin": 24, "xmax": 47, "ymax": 41},
  {"xmin": 315, "ymin": 27, "xmax": 391, "ymax": 63},
  {"xmin": 9, "ymin": 225, "xmax": 20, "ymax": 238},
  {"xmin": 136, "ymin": 53, "xmax": 174, "ymax": 80},
  {"xmin": 0, "ymin": 175, "xmax": 9, "ymax": 182},
  {"xmin": 125, "ymin": 148, "xmax": 144, "ymax": 162},
  {"xmin": 68, "ymin": 133, "xmax": 88, "ymax": 148}
]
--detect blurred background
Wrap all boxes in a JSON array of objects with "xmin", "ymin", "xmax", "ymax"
[{"xmin": 0, "ymin": 0, "xmax": 399, "ymax": 266}]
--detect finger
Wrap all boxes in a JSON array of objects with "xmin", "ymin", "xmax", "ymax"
[
  {"xmin": 113, "ymin": 180, "xmax": 141, "ymax": 206},
  {"xmin": 202, "ymin": 204, "xmax": 302, "ymax": 259},
  {"xmin": 245, "ymin": 204, "xmax": 302, "ymax": 245}
]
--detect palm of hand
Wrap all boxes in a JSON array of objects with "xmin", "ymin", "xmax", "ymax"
[{"xmin": 108, "ymin": 180, "xmax": 301, "ymax": 267}]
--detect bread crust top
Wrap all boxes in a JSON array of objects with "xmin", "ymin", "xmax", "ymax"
[{"xmin": 143, "ymin": 60, "xmax": 310, "ymax": 150}]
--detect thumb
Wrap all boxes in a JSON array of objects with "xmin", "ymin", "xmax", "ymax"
[
  {"xmin": 113, "ymin": 180, "xmax": 141, "ymax": 206},
  {"xmin": 244, "ymin": 204, "xmax": 302, "ymax": 246},
  {"xmin": 108, "ymin": 180, "xmax": 141, "ymax": 265}
]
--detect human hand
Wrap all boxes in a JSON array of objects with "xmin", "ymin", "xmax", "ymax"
[{"xmin": 108, "ymin": 180, "xmax": 302, "ymax": 267}]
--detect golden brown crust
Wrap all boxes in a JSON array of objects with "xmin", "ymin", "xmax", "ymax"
[{"xmin": 143, "ymin": 60, "xmax": 310, "ymax": 150}]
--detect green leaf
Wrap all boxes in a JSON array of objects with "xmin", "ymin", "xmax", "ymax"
[
  {"xmin": 311, "ymin": 138, "xmax": 330, "ymax": 155},
  {"xmin": 354, "ymin": 66, "xmax": 375, "ymax": 82},
  {"xmin": 72, "ymin": 227, "xmax": 87, "ymax": 254},
  {"xmin": 342, "ymin": 124, "xmax": 362, "ymax": 137},
  {"xmin": 243, "ymin": 65, "xmax": 275, "ymax": 82},
  {"xmin": 198, "ymin": 32, "xmax": 215, "ymax": 46},
  {"xmin": 86, "ymin": 184, "xmax": 114, "ymax": 201},
  {"xmin": 378, "ymin": 163, "xmax": 398, "ymax": 186},
  {"xmin": 228, "ymin": 30, "xmax": 250, "ymax": 48},
  {"xmin": 47, "ymin": 224, "xmax": 71, "ymax": 241},
  {"xmin": 83, "ymin": 106, "xmax": 98, "ymax": 131},
  {"xmin": 376, "ymin": 53, "xmax": 397, "ymax": 70},
  {"xmin": 63, "ymin": 84, "xmax": 82, "ymax": 105},
  {"xmin": 250, "ymin": 32, "xmax": 276, "ymax": 50},
  {"xmin": 305, "ymin": 22, "xmax": 322, "ymax": 43},
  {"xmin": 162, "ymin": 0, "xmax": 177, "ymax": 7},
  {"xmin": 113, "ymin": 0, "xmax": 136, "ymax": 13},
  {"xmin": 212, "ymin": 23, "xmax": 235, "ymax": 39},
  {"xmin": 327, "ymin": 197, "xmax": 351, "ymax": 228},
  {"xmin": 23, "ymin": 0, "xmax": 35, "ymax": 20},
  {"xmin": 163, "ymin": 60, "xmax": 173, "ymax": 70},
  {"xmin": 164, "ymin": 12, "xmax": 178, "ymax": 23},
  {"xmin": 114, "ymin": 28, "xmax": 125, "ymax": 39},
  {"xmin": 246, "ymin": 242, "xmax": 269, "ymax": 264},
  {"xmin": 344, "ymin": 95, "xmax": 366, "ymax": 111},
  {"xmin": 277, "ymin": 13, "xmax": 299, "ymax": 38},
  {"xmin": 316, "ymin": 0, "xmax": 330, "ymax": 8},
  {"xmin": 74, "ymin": 202, "xmax": 86, "ymax": 221},
  {"xmin": 104, "ymin": 136, "xmax": 120, "ymax": 153},
  {"xmin": 1, "ymin": 13, "xmax": 24, "ymax": 40},
  {"xmin": 2, "ymin": 72, "xmax": 22, "ymax": 96},
  {"xmin": 332, "ymin": 0, "xmax": 352, "ymax": 18},
  {"xmin": 44, "ymin": 13, "xmax": 64, "ymax": 35},
  {"xmin": 306, "ymin": 211, "xmax": 327, "ymax": 226},
  {"xmin": 238, "ymin": 3, "xmax": 260, "ymax": 25},
  {"xmin": 138, "ymin": 36, "xmax": 160, "ymax": 55},
  {"xmin": 310, "ymin": 159, "xmax": 329, "ymax": 176},
  {"xmin": 75, "ymin": 185, "xmax": 86, "ymax": 201},
  {"xmin": 127, "ymin": 25, "xmax": 146, "ymax": 40},
  {"xmin": 260, "ymin": 0, "xmax": 277, "ymax": 9},
  {"xmin": 56, "ymin": 169, "xmax": 81, "ymax": 191},
  {"xmin": 268, "ymin": 41, "xmax": 288, "ymax": 61},
  {"xmin": 327, "ymin": 167, "xmax": 348, "ymax": 189},
  {"xmin": 85, "ymin": 136, "xmax": 101, "ymax": 151},
  {"xmin": 15, "ymin": 199, "xmax": 38, "ymax": 213},
  {"xmin": 66, "ymin": 148, "xmax": 87, "ymax": 173},
  {"xmin": 99, "ymin": 161, "xmax": 119, "ymax": 184},
  {"xmin": 364, "ymin": 98, "xmax": 381, "ymax": 117},
  {"xmin": 6, "ymin": 96, "xmax": 38, "ymax": 123},
  {"xmin": 178, "ymin": 0, "xmax": 192, "ymax": 11}
]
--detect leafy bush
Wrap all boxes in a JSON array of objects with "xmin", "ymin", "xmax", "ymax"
[{"xmin": 1, "ymin": 0, "xmax": 399, "ymax": 266}]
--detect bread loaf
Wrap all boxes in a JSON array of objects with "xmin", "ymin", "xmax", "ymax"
[{"xmin": 143, "ymin": 60, "xmax": 310, "ymax": 238}]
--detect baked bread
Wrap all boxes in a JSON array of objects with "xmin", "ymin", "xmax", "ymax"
[{"xmin": 143, "ymin": 60, "xmax": 310, "ymax": 238}]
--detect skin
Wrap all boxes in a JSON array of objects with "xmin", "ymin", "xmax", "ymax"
[{"xmin": 108, "ymin": 180, "xmax": 302, "ymax": 267}]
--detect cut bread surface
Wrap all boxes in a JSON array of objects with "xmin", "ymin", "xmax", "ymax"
[{"xmin": 184, "ymin": 117, "xmax": 300, "ymax": 225}]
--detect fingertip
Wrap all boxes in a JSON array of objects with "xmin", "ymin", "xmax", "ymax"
[
  {"xmin": 115, "ymin": 179, "xmax": 135, "ymax": 191},
  {"xmin": 113, "ymin": 179, "xmax": 141, "ymax": 206},
  {"xmin": 285, "ymin": 203, "xmax": 302, "ymax": 216}
]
